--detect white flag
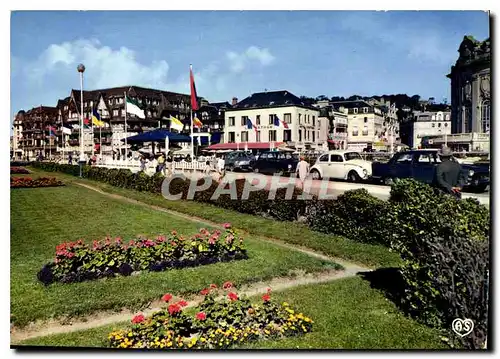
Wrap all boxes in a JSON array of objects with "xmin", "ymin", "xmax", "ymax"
[
  {"xmin": 126, "ymin": 97, "xmax": 145, "ymax": 119},
  {"xmin": 62, "ymin": 127, "xmax": 72, "ymax": 135}
]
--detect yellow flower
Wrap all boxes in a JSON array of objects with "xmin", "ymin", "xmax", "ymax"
[
  {"xmin": 282, "ymin": 302, "xmax": 289, "ymax": 306},
  {"xmin": 264, "ymin": 330, "xmax": 270, "ymax": 335},
  {"xmin": 167, "ymin": 342, "xmax": 172, "ymax": 347},
  {"xmin": 128, "ymin": 332, "xmax": 133, "ymax": 337}
]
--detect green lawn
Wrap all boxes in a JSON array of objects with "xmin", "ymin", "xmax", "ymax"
[
  {"xmin": 18, "ymin": 277, "xmax": 446, "ymax": 349},
  {"xmin": 27, "ymin": 168, "xmax": 401, "ymax": 268},
  {"xmin": 10, "ymin": 183, "xmax": 337, "ymax": 327}
]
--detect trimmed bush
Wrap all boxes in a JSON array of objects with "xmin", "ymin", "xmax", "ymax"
[
  {"xmin": 306, "ymin": 189, "xmax": 393, "ymax": 246},
  {"xmin": 388, "ymin": 179, "xmax": 489, "ymax": 349}
]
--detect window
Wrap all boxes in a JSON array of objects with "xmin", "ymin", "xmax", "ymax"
[
  {"xmin": 363, "ymin": 107, "xmax": 368, "ymax": 113},
  {"xmin": 482, "ymin": 101, "xmax": 490, "ymax": 133},
  {"xmin": 445, "ymin": 122, "xmax": 449, "ymax": 127},
  {"xmin": 312, "ymin": 116, "xmax": 315, "ymax": 126},
  {"xmin": 319, "ymin": 154, "xmax": 329, "ymax": 162},
  {"xmin": 241, "ymin": 116, "xmax": 247, "ymax": 126},
  {"xmin": 108, "ymin": 99, "xmax": 113, "ymax": 105},
  {"xmin": 330, "ymin": 154, "xmax": 343, "ymax": 162},
  {"xmin": 345, "ymin": 153, "xmax": 362, "ymax": 161},
  {"xmin": 64, "ymin": 106, "xmax": 68, "ymax": 111},
  {"xmin": 298, "ymin": 130, "xmax": 302, "ymax": 142},
  {"xmin": 312, "ymin": 131, "xmax": 315, "ymax": 142},
  {"xmin": 228, "ymin": 132, "xmax": 236, "ymax": 143},
  {"xmin": 353, "ymin": 108, "xmax": 358, "ymax": 114},
  {"xmin": 269, "ymin": 130, "xmax": 277, "ymax": 141},
  {"xmin": 364, "ymin": 117, "xmax": 368, "ymax": 123},
  {"xmin": 395, "ymin": 153, "xmax": 413, "ymax": 163},
  {"xmin": 284, "ymin": 113, "xmax": 292, "ymax": 124},
  {"xmin": 298, "ymin": 113, "xmax": 302, "ymax": 123},
  {"xmin": 228, "ymin": 117, "xmax": 235, "ymax": 126},
  {"xmin": 432, "ymin": 123, "xmax": 436, "ymax": 128},
  {"xmin": 256, "ymin": 115, "xmax": 261, "ymax": 125},
  {"xmin": 352, "ymin": 126, "xmax": 359, "ymax": 136},
  {"xmin": 417, "ymin": 153, "xmax": 432, "ymax": 163},
  {"xmin": 284, "ymin": 129, "xmax": 292, "ymax": 142},
  {"xmin": 118, "ymin": 98, "xmax": 123, "ymax": 104},
  {"xmin": 269, "ymin": 114, "xmax": 275, "ymax": 125},
  {"xmin": 113, "ymin": 109, "xmax": 119, "ymax": 117},
  {"xmin": 362, "ymin": 126, "xmax": 368, "ymax": 136},
  {"xmin": 241, "ymin": 131, "xmax": 248, "ymax": 142},
  {"xmin": 438, "ymin": 122, "xmax": 442, "ymax": 128},
  {"xmin": 256, "ymin": 131, "xmax": 261, "ymax": 142}
]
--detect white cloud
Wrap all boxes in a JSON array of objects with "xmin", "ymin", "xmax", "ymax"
[{"xmin": 226, "ymin": 46, "xmax": 275, "ymax": 73}]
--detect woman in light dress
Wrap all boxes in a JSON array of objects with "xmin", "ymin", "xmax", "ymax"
[{"xmin": 295, "ymin": 156, "xmax": 310, "ymax": 189}]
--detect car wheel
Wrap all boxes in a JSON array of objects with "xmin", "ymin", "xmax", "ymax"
[
  {"xmin": 347, "ymin": 171, "xmax": 361, "ymax": 183},
  {"xmin": 253, "ymin": 167, "xmax": 260, "ymax": 173},
  {"xmin": 383, "ymin": 177, "xmax": 395, "ymax": 186},
  {"xmin": 310, "ymin": 169, "xmax": 322, "ymax": 180},
  {"xmin": 228, "ymin": 165, "xmax": 235, "ymax": 172},
  {"xmin": 474, "ymin": 184, "xmax": 488, "ymax": 193}
]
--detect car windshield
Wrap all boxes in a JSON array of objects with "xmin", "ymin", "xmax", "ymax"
[{"xmin": 344, "ymin": 152, "xmax": 362, "ymax": 161}]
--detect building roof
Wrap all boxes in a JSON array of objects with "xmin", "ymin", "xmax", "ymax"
[
  {"xmin": 230, "ymin": 90, "xmax": 314, "ymax": 110},
  {"xmin": 329, "ymin": 100, "xmax": 374, "ymax": 109}
]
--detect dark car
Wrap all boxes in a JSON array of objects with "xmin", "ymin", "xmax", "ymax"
[
  {"xmin": 252, "ymin": 151, "xmax": 299, "ymax": 175},
  {"xmin": 371, "ymin": 150, "xmax": 490, "ymax": 193},
  {"xmin": 224, "ymin": 151, "xmax": 255, "ymax": 172}
]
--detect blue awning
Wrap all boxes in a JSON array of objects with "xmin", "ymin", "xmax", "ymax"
[{"xmin": 123, "ymin": 129, "xmax": 191, "ymax": 143}]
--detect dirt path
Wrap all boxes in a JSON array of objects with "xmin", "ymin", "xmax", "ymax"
[{"xmin": 11, "ymin": 181, "xmax": 370, "ymax": 344}]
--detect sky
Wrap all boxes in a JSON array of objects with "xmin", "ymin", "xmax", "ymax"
[{"xmin": 11, "ymin": 10, "xmax": 490, "ymax": 120}]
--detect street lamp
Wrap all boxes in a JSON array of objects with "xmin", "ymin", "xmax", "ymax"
[{"xmin": 77, "ymin": 63, "xmax": 85, "ymax": 177}]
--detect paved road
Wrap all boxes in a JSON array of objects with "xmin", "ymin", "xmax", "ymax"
[{"xmin": 184, "ymin": 171, "xmax": 490, "ymax": 206}]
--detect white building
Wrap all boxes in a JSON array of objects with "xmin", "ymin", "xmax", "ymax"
[
  {"xmin": 317, "ymin": 106, "xmax": 349, "ymax": 150},
  {"xmin": 409, "ymin": 110, "xmax": 451, "ymax": 149},
  {"xmin": 330, "ymin": 100, "xmax": 387, "ymax": 151},
  {"xmin": 223, "ymin": 90, "xmax": 322, "ymax": 151}
]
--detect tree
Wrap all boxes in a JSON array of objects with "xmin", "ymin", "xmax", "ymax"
[{"xmin": 316, "ymin": 95, "xmax": 329, "ymax": 101}]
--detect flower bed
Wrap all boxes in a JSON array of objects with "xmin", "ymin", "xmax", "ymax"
[
  {"xmin": 10, "ymin": 166, "xmax": 30, "ymax": 174},
  {"xmin": 37, "ymin": 224, "xmax": 247, "ymax": 285},
  {"xmin": 108, "ymin": 284, "xmax": 313, "ymax": 349},
  {"xmin": 11, "ymin": 176, "xmax": 64, "ymax": 189}
]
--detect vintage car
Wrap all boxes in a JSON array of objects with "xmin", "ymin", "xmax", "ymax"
[
  {"xmin": 309, "ymin": 151, "xmax": 372, "ymax": 182},
  {"xmin": 224, "ymin": 151, "xmax": 255, "ymax": 172},
  {"xmin": 371, "ymin": 150, "xmax": 490, "ymax": 192},
  {"xmin": 253, "ymin": 151, "xmax": 299, "ymax": 176}
]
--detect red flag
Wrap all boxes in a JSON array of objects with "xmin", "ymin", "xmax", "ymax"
[
  {"xmin": 190, "ymin": 65, "xmax": 198, "ymax": 111},
  {"xmin": 281, "ymin": 120, "xmax": 289, "ymax": 129}
]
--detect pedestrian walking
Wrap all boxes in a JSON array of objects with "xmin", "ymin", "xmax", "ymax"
[
  {"xmin": 295, "ymin": 156, "xmax": 310, "ymax": 189},
  {"xmin": 217, "ymin": 155, "xmax": 226, "ymax": 180},
  {"xmin": 140, "ymin": 155, "xmax": 147, "ymax": 172},
  {"xmin": 433, "ymin": 146, "xmax": 467, "ymax": 199},
  {"xmin": 157, "ymin": 153, "xmax": 166, "ymax": 175},
  {"xmin": 68, "ymin": 153, "xmax": 73, "ymax": 165}
]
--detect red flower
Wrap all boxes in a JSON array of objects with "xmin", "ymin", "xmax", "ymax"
[
  {"xmin": 132, "ymin": 314, "xmax": 145, "ymax": 324},
  {"xmin": 196, "ymin": 312, "xmax": 207, "ymax": 321},
  {"xmin": 262, "ymin": 294, "xmax": 271, "ymax": 302},
  {"xmin": 209, "ymin": 283, "xmax": 218, "ymax": 289},
  {"xmin": 222, "ymin": 223, "xmax": 231, "ymax": 229},
  {"xmin": 228, "ymin": 292, "xmax": 238, "ymax": 301},
  {"xmin": 162, "ymin": 293, "xmax": 173, "ymax": 302},
  {"xmin": 168, "ymin": 304, "xmax": 181, "ymax": 315},
  {"xmin": 223, "ymin": 281, "xmax": 233, "ymax": 290},
  {"xmin": 200, "ymin": 288, "xmax": 210, "ymax": 296},
  {"xmin": 178, "ymin": 300, "xmax": 188, "ymax": 307}
]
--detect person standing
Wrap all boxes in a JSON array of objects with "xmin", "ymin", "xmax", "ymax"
[
  {"xmin": 434, "ymin": 147, "xmax": 467, "ymax": 199},
  {"xmin": 217, "ymin": 155, "xmax": 226, "ymax": 180},
  {"xmin": 68, "ymin": 153, "xmax": 73, "ymax": 165},
  {"xmin": 157, "ymin": 153, "xmax": 166, "ymax": 175},
  {"xmin": 166, "ymin": 153, "xmax": 173, "ymax": 176},
  {"xmin": 295, "ymin": 156, "xmax": 310, "ymax": 189},
  {"xmin": 139, "ymin": 155, "xmax": 147, "ymax": 172}
]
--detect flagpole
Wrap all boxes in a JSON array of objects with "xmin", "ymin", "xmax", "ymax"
[
  {"xmin": 189, "ymin": 64, "xmax": 195, "ymax": 159},
  {"xmin": 124, "ymin": 91, "xmax": 128, "ymax": 163},
  {"xmin": 99, "ymin": 109, "xmax": 102, "ymax": 160},
  {"xmin": 91, "ymin": 116, "xmax": 95, "ymax": 157}
]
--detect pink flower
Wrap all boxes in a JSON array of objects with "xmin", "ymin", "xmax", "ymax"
[
  {"xmin": 178, "ymin": 300, "xmax": 188, "ymax": 307},
  {"xmin": 168, "ymin": 304, "xmax": 181, "ymax": 315},
  {"xmin": 157, "ymin": 235, "xmax": 166, "ymax": 242},
  {"xmin": 209, "ymin": 284, "xmax": 218, "ymax": 289},
  {"xmin": 223, "ymin": 223, "xmax": 231, "ymax": 229},
  {"xmin": 132, "ymin": 314, "xmax": 145, "ymax": 324},
  {"xmin": 223, "ymin": 281, "xmax": 233, "ymax": 290},
  {"xmin": 267, "ymin": 287, "xmax": 272, "ymax": 293},
  {"xmin": 162, "ymin": 293, "xmax": 173, "ymax": 302},
  {"xmin": 228, "ymin": 292, "xmax": 238, "ymax": 301},
  {"xmin": 196, "ymin": 312, "xmax": 207, "ymax": 321},
  {"xmin": 200, "ymin": 288, "xmax": 210, "ymax": 296}
]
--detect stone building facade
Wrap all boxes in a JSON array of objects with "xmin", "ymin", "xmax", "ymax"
[{"xmin": 446, "ymin": 36, "xmax": 490, "ymax": 151}]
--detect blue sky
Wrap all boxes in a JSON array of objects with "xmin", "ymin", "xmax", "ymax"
[{"xmin": 11, "ymin": 10, "xmax": 489, "ymax": 119}]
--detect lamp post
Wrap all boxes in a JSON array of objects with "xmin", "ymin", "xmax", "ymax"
[{"xmin": 77, "ymin": 63, "xmax": 86, "ymax": 177}]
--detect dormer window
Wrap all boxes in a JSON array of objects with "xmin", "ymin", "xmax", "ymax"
[
  {"xmin": 269, "ymin": 101, "xmax": 275, "ymax": 106},
  {"xmin": 363, "ymin": 107, "xmax": 368, "ymax": 113},
  {"xmin": 353, "ymin": 108, "xmax": 358, "ymax": 114}
]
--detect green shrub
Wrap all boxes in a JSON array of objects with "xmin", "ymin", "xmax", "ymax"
[
  {"xmin": 306, "ymin": 189, "xmax": 392, "ymax": 246},
  {"xmin": 388, "ymin": 179, "xmax": 490, "ymax": 349}
]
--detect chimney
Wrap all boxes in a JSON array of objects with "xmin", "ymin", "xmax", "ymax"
[{"xmin": 232, "ymin": 97, "xmax": 238, "ymax": 106}]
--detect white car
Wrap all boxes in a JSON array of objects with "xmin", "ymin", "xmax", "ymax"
[{"xmin": 309, "ymin": 151, "xmax": 372, "ymax": 182}]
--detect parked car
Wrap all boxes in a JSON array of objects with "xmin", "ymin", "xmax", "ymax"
[
  {"xmin": 224, "ymin": 151, "xmax": 255, "ymax": 172},
  {"xmin": 371, "ymin": 150, "xmax": 490, "ymax": 192},
  {"xmin": 252, "ymin": 151, "xmax": 299, "ymax": 176},
  {"xmin": 309, "ymin": 151, "xmax": 372, "ymax": 182}
]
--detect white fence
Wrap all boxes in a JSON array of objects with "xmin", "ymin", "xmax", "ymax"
[{"xmin": 94, "ymin": 158, "xmax": 210, "ymax": 177}]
